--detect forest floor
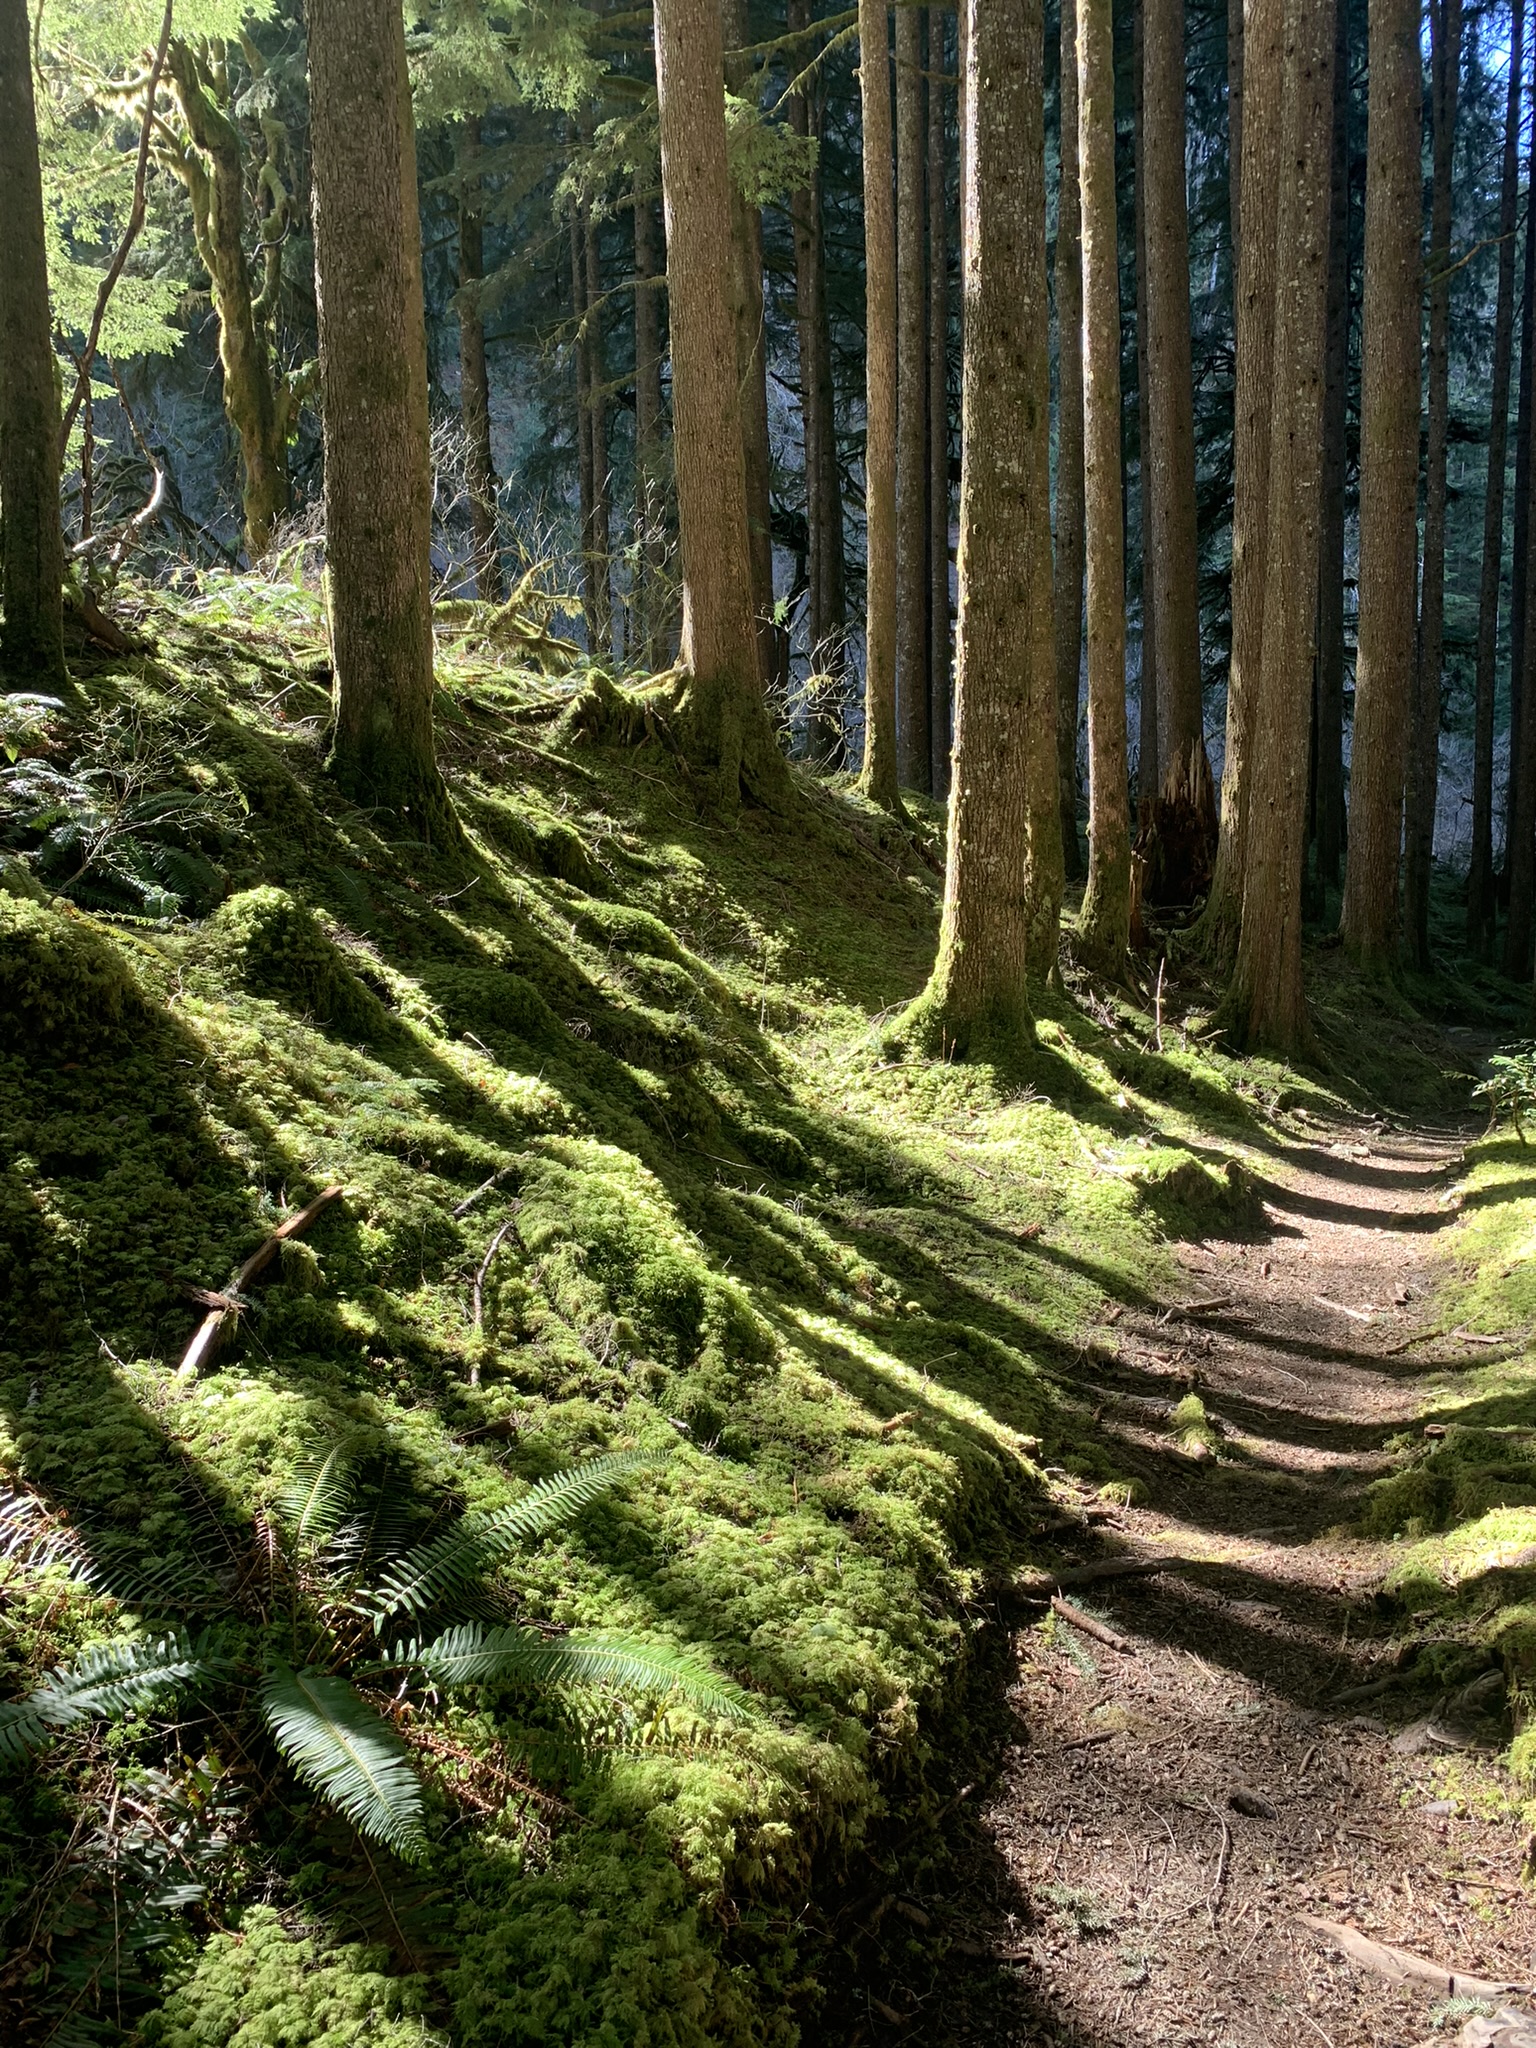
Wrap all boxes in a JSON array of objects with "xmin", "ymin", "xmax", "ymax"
[{"xmin": 846, "ymin": 1102, "xmax": 1536, "ymax": 2048}]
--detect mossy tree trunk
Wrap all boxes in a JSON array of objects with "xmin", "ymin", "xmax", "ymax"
[
  {"xmin": 310, "ymin": 0, "xmax": 447, "ymax": 833},
  {"xmin": 1075, "ymin": 0, "xmax": 1131, "ymax": 972},
  {"xmin": 652, "ymin": 0, "xmax": 791, "ymax": 809},
  {"xmin": 1220, "ymin": 0, "xmax": 1334, "ymax": 1054},
  {"xmin": 1468, "ymin": 0, "xmax": 1523, "ymax": 955},
  {"xmin": 1197, "ymin": 0, "xmax": 1282, "ymax": 966},
  {"xmin": 0, "ymin": 0, "xmax": 67, "ymax": 686},
  {"xmin": 583, "ymin": 195, "xmax": 614, "ymax": 662},
  {"xmin": 1133, "ymin": 0, "xmax": 1160, "ymax": 803},
  {"xmin": 1508, "ymin": 46, "xmax": 1536, "ymax": 902},
  {"xmin": 1403, "ymin": 0, "xmax": 1461, "ymax": 968},
  {"xmin": 896, "ymin": 2, "xmax": 931, "ymax": 791},
  {"xmin": 1313, "ymin": 0, "xmax": 1352, "ymax": 894},
  {"xmin": 1053, "ymin": 0, "xmax": 1086, "ymax": 880},
  {"xmin": 457, "ymin": 116, "xmax": 503, "ymax": 606},
  {"xmin": 163, "ymin": 41, "xmax": 290, "ymax": 561},
  {"xmin": 857, "ymin": 0, "xmax": 902, "ymax": 811},
  {"xmin": 901, "ymin": 0, "xmax": 1054, "ymax": 1051},
  {"xmin": 1339, "ymin": 0, "xmax": 1421, "ymax": 965}
]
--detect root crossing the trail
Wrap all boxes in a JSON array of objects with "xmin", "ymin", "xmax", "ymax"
[{"xmin": 844, "ymin": 1114, "xmax": 1536, "ymax": 2047}]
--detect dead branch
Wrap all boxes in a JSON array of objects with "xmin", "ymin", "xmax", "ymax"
[
  {"xmin": 1296, "ymin": 1915, "xmax": 1531, "ymax": 2001},
  {"xmin": 177, "ymin": 1186, "xmax": 344, "ymax": 1377},
  {"xmin": 1051, "ymin": 1595, "xmax": 1132, "ymax": 1652}
]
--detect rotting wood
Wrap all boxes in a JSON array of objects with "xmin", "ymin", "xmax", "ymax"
[{"xmin": 177, "ymin": 1186, "xmax": 345, "ymax": 1378}]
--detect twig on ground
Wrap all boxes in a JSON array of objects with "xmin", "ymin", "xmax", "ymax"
[
  {"xmin": 1204, "ymin": 1794, "xmax": 1233, "ymax": 1928},
  {"xmin": 1051, "ymin": 1596, "xmax": 1132, "ymax": 1653},
  {"xmin": 178, "ymin": 1186, "xmax": 344, "ymax": 1377}
]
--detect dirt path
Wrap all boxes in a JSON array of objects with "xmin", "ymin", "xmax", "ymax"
[{"xmin": 894, "ymin": 1114, "xmax": 1536, "ymax": 2047}]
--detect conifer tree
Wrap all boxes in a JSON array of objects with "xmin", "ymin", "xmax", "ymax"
[
  {"xmin": 0, "ymin": 0, "xmax": 67, "ymax": 685},
  {"xmin": 858, "ymin": 0, "xmax": 902, "ymax": 810},
  {"xmin": 457, "ymin": 115, "xmax": 503, "ymax": 605},
  {"xmin": 901, "ymin": 0, "xmax": 1054, "ymax": 1049},
  {"xmin": 1054, "ymin": 0, "xmax": 1086, "ymax": 880},
  {"xmin": 896, "ymin": 0, "xmax": 931, "ymax": 789},
  {"xmin": 310, "ymin": 0, "xmax": 447, "ymax": 828},
  {"xmin": 1340, "ymin": 0, "xmax": 1422, "ymax": 965}
]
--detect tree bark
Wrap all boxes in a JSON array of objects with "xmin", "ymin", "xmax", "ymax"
[
  {"xmin": 165, "ymin": 42, "xmax": 288, "ymax": 560},
  {"xmin": 1508, "ymin": 35, "xmax": 1536, "ymax": 894},
  {"xmin": 652, "ymin": 0, "xmax": 791, "ymax": 808},
  {"xmin": 1403, "ymin": 0, "xmax": 1461, "ymax": 966},
  {"xmin": 0, "ymin": 0, "xmax": 67, "ymax": 685},
  {"xmin": 1199, "ymin": 0, "xmax": 1283, "ymax": 964},
  {"xmin": 858, "ymin": 0, "xmax": 902, "ymax": 807},
  {"xmin": 570, "ymin": 206, "xmax": 600, "ymax": 654},
  {"xmin": 903, "ymin": 0, "xmax": 1054, "ymax": 1048},
  {"xmin": 1507, "ymin": 486, "xmax": 1536, "ymax": 973},
  {"xmin": 788, "ymin": 0, "xmax": 847, "ymax": 762},
  {"xmin": 1133, "ymin": 0, "xmax": 1160, "ymax": 802},
  {"xmin": 928, "ymin": 5, "xmax": 953, "ymax": 795},
  {"xmin": 1339, "ymin": 0, "xmax": 1422, "ymax": 964},
  {"xmin": 1222, "ymin": 0, "xmax": 1335, "ymax": 1052},
  {"xmin": 633, "ymin": 186, "xmax": 669, "ymax": 666},
  {"xmin": 1076, "ymin": 0, "xmax": 1132, "ymax": 970},
  {"xmin": 1468, "ymin": 0, "xmax": 1524, "ymax": 954},
  {"xmin": 1142, "ymin": 0, "xmax": 1205, "ymax": 777},
  {"xmin": 584, "ymin": 199, "xmax": 615, "ymax": 662},
  {"xmin": 1313, "ymin": 0, "xmax": 1351, "ymax": 894},
  {"xmin": 722, "ymin": 0, "xmax": 778, "ymax": 688},
  {"xmin": 1054, "ymin": 0, "xmax": 1087, "ymax": 878},
  {"xmin": 896, "ymin": 1, "xmax": 931, "ymax": 789},
  {"xmin": 1228, "ymin": 0, "xmax": 1243, "ymax": 271},
  {"xmin": 457, "ymin": 116, "xmax": 502, "ymax": 605},
  {"xmin": 311, "ymin": 0, "xmax": 445, "ymax": 830}
]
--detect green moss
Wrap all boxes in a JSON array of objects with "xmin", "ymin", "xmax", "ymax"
[
  {"xmin": 204, "ymin": 886, "xmax": 380, "ymax": 1034},
  {"xmin": 138, "ymin": 1907, "xmax": 439, "ymax": 2047},
  {"xmin": 0, "ymin": 896, "xmax": 140, "ymax": 1053}
]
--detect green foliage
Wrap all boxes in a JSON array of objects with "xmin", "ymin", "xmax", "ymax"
[
  {"xmin": 1475, "ymin": 1044, "xmax": 1536, "ymax": 1142},
  {"xmin": 139, "ymin": 1906, "xmax": 441, "ymax": 2048},
  {"xmin": 260, "ymin": 1663, "xmax": 431, "ymax": 1863},
  {"xmin": 396, "ymin": 1620, "xmax": 757, "ymax": 1721},
  {"xmin": 0, "ymin": 1630, "xmax": 216, "ymax": 1763}
]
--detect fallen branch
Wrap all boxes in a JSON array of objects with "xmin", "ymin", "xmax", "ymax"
[
  {"xmin": 1296, "ymin": 1915, "xmax": 1530, "ymax": 2002},
  {"xmin": 1051, "ymin": 1595, "xmax": 1131, "ymax": 1652},
  {"xmin": 1314, "ymin": 1296, "xmax": 1376, "ymax": 1324},
  {"xmin": 1054, "ymin": 1556, "xmax": 1170, "ymax": 1589},
  {"xmin": 468, "ymin": 1219, "xmax": 518, "ymax": 1386},
  {"xmin": 1204, "ymin": 1794, "xmax": 1233, "ymax": 1927},
  {"xmin": 177, "ymin": 1187, "xmax": 344, "ymax": 1377}
]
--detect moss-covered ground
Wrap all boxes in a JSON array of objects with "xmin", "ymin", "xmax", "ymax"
[{"xmin": 0, "ymin": 576, "xmax": 1498, "ymax": 2044}]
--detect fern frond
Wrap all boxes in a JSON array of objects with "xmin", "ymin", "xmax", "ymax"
[
  {"xmin": 0, "ymin": 1700, "xmax": 54, "ymax": 1765},
  {"xmin": 396, "ymin": 1621, "xmax": 757, "ymax": 1721},
  {"xmin": 277, "ymin": 1446, "xmax": 358, "ymax": 1548},
  {"xmin": 260, "ymin": 1663, "xmax": 428, "ymax": 1862},
  {"xmin": 367, "ymin": 1451, "xmax": 662, "ymax": 1625},
  {"xmin": 28, "ymin": 1631, "xmax": 224, "ymax": 1727}
]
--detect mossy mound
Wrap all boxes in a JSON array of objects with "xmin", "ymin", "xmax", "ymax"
[
  {"xmin": 202, "ymin": 885, "xmax": 380, "ymax": 1034},
  {"xmin": 0, "ymin": 896, "xmax": 140, "ymax": 1054}
]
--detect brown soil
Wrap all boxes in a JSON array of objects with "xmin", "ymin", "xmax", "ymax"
[{"xmin": 832, "ymin": 1112, "xmax": 1536, "ymax": 2046}]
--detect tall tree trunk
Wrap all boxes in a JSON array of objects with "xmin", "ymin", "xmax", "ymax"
[
  {"xmin": 0, "ymin": 0, "xmax": 67, "ymax": 685},
  {"xmin": 1507, "ymin": 498, "xmax": 1536, "ymax": 972},
  {"xmin": 633, "ymin": 186, "xmax": 668, "ymax": 666},
  {"xmin": 1404, "ymin": 0, "xmax": 1461, "ymax": 966},
  {"xmin": 1133, "ymin": 0, "xmax": 1160, "ymax": 802},
  {"xmin": 1076, "ymin": 0, "xmax": 1132, "ymax": 970},
  {"xmin": 1468, "ymin": 0, "xmax": 1524, "ymax": 954},
  {"xmin": 788, "ymin": 0, "xmax": 846, "ymax": 762},
  {"xmin": 651, "ymin": 0, "xmax": 790, "ymax": 808},
  {"xmin": 1222, "ymin": 0, "xmax": 1335, "ymax": 1052},
  {"xmin": 1339, "ymin": 0, "xmax": 1422, "ymax": 963},
  {"xmin": 165, "ymin": 42, "xmax": 288, "ymax": 560},
  {"xmin": 1313, "ymin": 0, "xmax": 1351, "ymax": 895},
  {"xmin": 1142, "ymin": 0, "xmax": 1205, "ymax": 777},
  {"xmin": 896, "ymin": 2, "xmax": 931, "ymax": 789},
  {"xmin": 1199, "ymin": 0, "xmax": 1283, "ymax": 964},
  {"xmin": 310, "ymin": 0, "xmax": 445, "ymax": 829},
  {"xmin": 457, "ymin": 116, "xmax": 502, "ymax": 605},
  {"xmin": 570, "ymin": 207, "xmax": 600, "ymax": 654},
  {"xmin": 858, "ymin": 0, "xmax": 902, "ymax": 808},
  {"xmin": 928, "ymin": 5, "xmax": 953, "ymax": 795},
  {"xmin": 1054, "ymin": 0, "xmax": 1087, "ymax": 878},
  {"xmin": 584, "ymin": 201, "xmax": 614, "ymax": 662},
  {"xmin": 1228, "ymin": 0, "xmax": 1243, "ymax": 269},
  {"xmin": 1508, "ymin": 40, "xmax": 1536, "ymax": 894},
  {"xmin": 902, "ymin": 0, "xmax": 1054, "ymax": 1048},
  {"xmin": 722, "ymin": 0, "xmax": 777, "ymax": 688}
]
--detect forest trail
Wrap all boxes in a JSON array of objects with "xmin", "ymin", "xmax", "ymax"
[{"xmin": 929, "ymin": 1111, "xmax": 1536, "ymax": 2048}]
